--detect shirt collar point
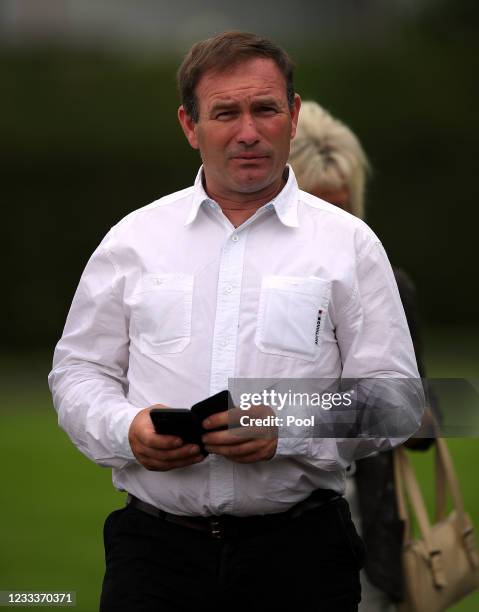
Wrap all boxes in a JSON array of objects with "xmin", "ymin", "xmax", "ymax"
[
  {"xmin": 186, "ymin": 166, "xmax": 209, "ymax": 225},
  {"xmin": 269, "ymin": 166, "xmax": 300, "ymax": 228}
]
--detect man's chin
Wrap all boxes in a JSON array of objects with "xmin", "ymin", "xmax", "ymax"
[
  {"xmin": 234, "ymin": 181, "xmax": 270, "ymax": 194},
  {"xmin": 230, "ymin": 169, "xmax": 276, "ymax": 194}
]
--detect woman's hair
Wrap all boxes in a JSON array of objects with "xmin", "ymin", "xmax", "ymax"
[{"xmin": 289, "ymin": 101, "xmax": 370, "ymax": 218}]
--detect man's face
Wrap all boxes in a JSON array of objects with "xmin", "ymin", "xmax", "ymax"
[{"xmin": 178, "ymin": 57, "xmax": 301, "ymax": 199}]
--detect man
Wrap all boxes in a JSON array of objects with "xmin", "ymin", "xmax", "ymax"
[{"xmin": 49, "ymin": 32, "xmax": 423, "ymax": 612}]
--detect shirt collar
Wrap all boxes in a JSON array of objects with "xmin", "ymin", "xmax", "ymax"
[
  {"xmin": 269, "ymin": 165, "xmax": 299, "ymax": 228},
  {"xmin": 184, "ymin": 167, "xmax": 212, "ymax": 225},
  {"xmin": 185, "ymin": 165, "xmax": 299, "ymax": 228}
]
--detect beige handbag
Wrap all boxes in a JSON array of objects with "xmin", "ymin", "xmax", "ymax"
[{"xmin": 394, "ymin": 438, "xmax": 479, "ymax": 611}]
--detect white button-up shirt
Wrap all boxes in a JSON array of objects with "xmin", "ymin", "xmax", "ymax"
[{"xmin": 49, "ymin": 167, "xmax": 422, "ymax": 516}]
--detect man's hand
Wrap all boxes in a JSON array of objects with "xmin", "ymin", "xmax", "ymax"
[
  {"xmin": 202, "ymin": 406, "xmax": 278, "ymax": 463},
  {"xmin": 129, "ymin": 406, "xmax": 204, "ymax": 471}
]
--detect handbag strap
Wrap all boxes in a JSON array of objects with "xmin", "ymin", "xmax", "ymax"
[
  {"xmin": 435, "ymin": 442, "xmax": 447, "ymax": 522},
  {"xmin": 434, "ymin": 437, "xmax": 465, "ymax": 517},
  {"xmin": 395, "ymin": 446, "xmax": 448, "ymax": 587},
  {"xmin": 434, "ymin": 437, "xmax": 479, "ymax": 568},
  {"xmin": 394, "ymin": 447, "xmax": 434, "ymax": 548},
  {"xmin": 398, "ymin": 448, "xmax": 437, "ymax": 541},
  {"xmin": 420, "ymin": 413, "xmax": 466, "ymax": 527}
]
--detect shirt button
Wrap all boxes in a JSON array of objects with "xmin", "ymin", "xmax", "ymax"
[
  {"xmin": 222, "ymin": 337, "xmax": 230, "ymax": 347},
  {"xmin": 231, "ymin": 235, "xmax": 239, "ymax": 242},
  {"xmin": 224, "ymin": 285, "xmax": 233, "ymax": 294}
]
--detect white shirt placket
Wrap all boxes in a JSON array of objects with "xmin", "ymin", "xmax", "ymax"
[{"xmin": 207, "ymin": 218, "xmax": 248, "ymax": 513}]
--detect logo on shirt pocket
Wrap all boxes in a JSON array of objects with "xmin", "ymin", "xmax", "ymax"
[
  {"xmin": 130, "ymin": 273, "xmax": 194, "ymax": 354},
  {"xmin": 255, "ymin": 275, "xmax": 331, "ymax": 361}
]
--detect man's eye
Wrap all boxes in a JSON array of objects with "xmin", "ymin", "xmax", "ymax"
[
  {"xmin": 257, "ymin": 107, "xmax": 277, "ymax": 115},
  {"xmin": 216, "ymin": 111, "xmax": 235, "ymax": 119}
]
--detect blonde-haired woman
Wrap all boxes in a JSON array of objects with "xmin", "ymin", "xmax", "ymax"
[
  {"xmin": 290, "ymin": 100, "xmax": 369, "ymax": 217},
  {"xmin": 290, "ymin": 101, "xmax": 433, "ymax": 612}
]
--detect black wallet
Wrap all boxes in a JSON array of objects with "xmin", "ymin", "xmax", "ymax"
[{"xmin": 149, "ymin": 390, "xmax": 233, "ymax": 456}]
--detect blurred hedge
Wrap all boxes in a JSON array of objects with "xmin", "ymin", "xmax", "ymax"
[{"xmin": 2, "ymin": 22, "xmax": 477, "ymax": 349}]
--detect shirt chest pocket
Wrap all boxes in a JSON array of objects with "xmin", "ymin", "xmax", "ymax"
[
  {"xmin": 130, "ymin": 274, "xmax": 194, "ymax": 354},
  {"xmin": 255, "ymin": 275, "xmax": 331, "ymax": 361}
]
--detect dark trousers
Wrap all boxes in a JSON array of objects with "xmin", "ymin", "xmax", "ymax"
[{"xmin": 100, "ymin": 497, "xmax": 364, "ymax": 612}]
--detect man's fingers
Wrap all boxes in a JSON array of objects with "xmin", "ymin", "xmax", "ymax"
[
  {"xmin": 131, "ymin": 403, "xmax": 277, "ymax": 468},
  {"xmin": 202, "ymin": 429, "xmax": 246, "ymax": 445},
  {"xmin": 141, "ymin": 455, "xmax": 204, "ymax": 472},
  {"xmin": 232, "ymin": 439, "xmax": 277, "ymax": 463},
  {"xmin": 141, "ymin": 433, "xmax": 184, "ymax": 451},
  {"xmin": 136, "ymin": 442, "xmax": 204, "ymax": 471},
  {"xmin": 138, "ymin": 443, "xmax": 201, "ymax": 462},
  {"xmin": 202, "ymin": 410, "xmax": 229, "ymax": 430},
  {"xmin": 202, "ymin": 406, "xmax": 251, "ymax": 430},
  {"xmin": 202, "ymin": 424, "xmax": 275, "ymax": 445},
  {"xmin": 129, "ymin": 408, "xmax": 188, "ymax": 450},
  {"xmin": 202, "ymin": 405, "xmax": 278, "ymax": 440}
]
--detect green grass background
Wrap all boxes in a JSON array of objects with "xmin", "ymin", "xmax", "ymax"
[{"xmin": 0, "ymin": 328, "xmax": 478, "ymax": 610}]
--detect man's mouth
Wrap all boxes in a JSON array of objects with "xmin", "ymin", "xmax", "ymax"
[{"xmin": 232, "ymin": 154, "xmax": 268, "ymax": 160}]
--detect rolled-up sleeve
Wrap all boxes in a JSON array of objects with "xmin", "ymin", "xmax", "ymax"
[{"xmin": 48, "ymin": 234, "xmax": 142, "ymax": 468}]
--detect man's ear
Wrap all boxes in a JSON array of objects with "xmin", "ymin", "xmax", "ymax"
[
  {"xmin": 178, "ymin": 105, "xmax": 199, "ymax": 150},
  {"xmin": 289, "ymin": 94, "xmax": 301, "ymax": 140}
]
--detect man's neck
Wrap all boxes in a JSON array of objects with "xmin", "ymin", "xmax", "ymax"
[{"xmin": 203, "ymin": 172, "xmax": 287, "ymax": 227}]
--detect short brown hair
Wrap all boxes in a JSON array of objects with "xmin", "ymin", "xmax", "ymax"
[{"xmin": 177, "ymin": 31, "xmax": 295, "ymax": 122}]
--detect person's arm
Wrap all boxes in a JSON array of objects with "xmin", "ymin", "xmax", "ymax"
[
  {"xmin": 393, "ymin": 267, "xmax": 425, "ymax": 376},
  {"xmin": 48, "ymin": 234, "xmax": 203, "ymax": 470},
  {"xmin": 393, "ymin": 267, "xmax": 440, "ymax": 450},
  {"xmin": 48, "ymin": 235, "xmax": 140, "ymax": 468},
  {"xmin": 273, "ymin": 238, "xmax": 425, "ymax": 469}
]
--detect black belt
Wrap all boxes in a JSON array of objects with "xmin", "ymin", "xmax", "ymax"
[{"xmin": 126, "ymin": 489, "xmax": 341, "ymax": 539}]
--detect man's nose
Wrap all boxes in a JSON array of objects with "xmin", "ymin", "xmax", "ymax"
[{"xmin": 236, "ymin": 114, "xmax": 260, "ymax": 146}]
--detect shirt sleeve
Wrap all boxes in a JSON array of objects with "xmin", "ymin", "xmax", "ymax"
[
  {"xmin": 48, "ymin": 234, "xmax": 143, "ymax": 468},
  {"xmin": 275, "ymin": 239, "xmax": 425, "ymax": 468}
]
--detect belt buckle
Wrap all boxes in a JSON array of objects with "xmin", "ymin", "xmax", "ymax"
[{"xmin": 209, "ymin": 517, "xmax": 224, "ymax": 539}]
